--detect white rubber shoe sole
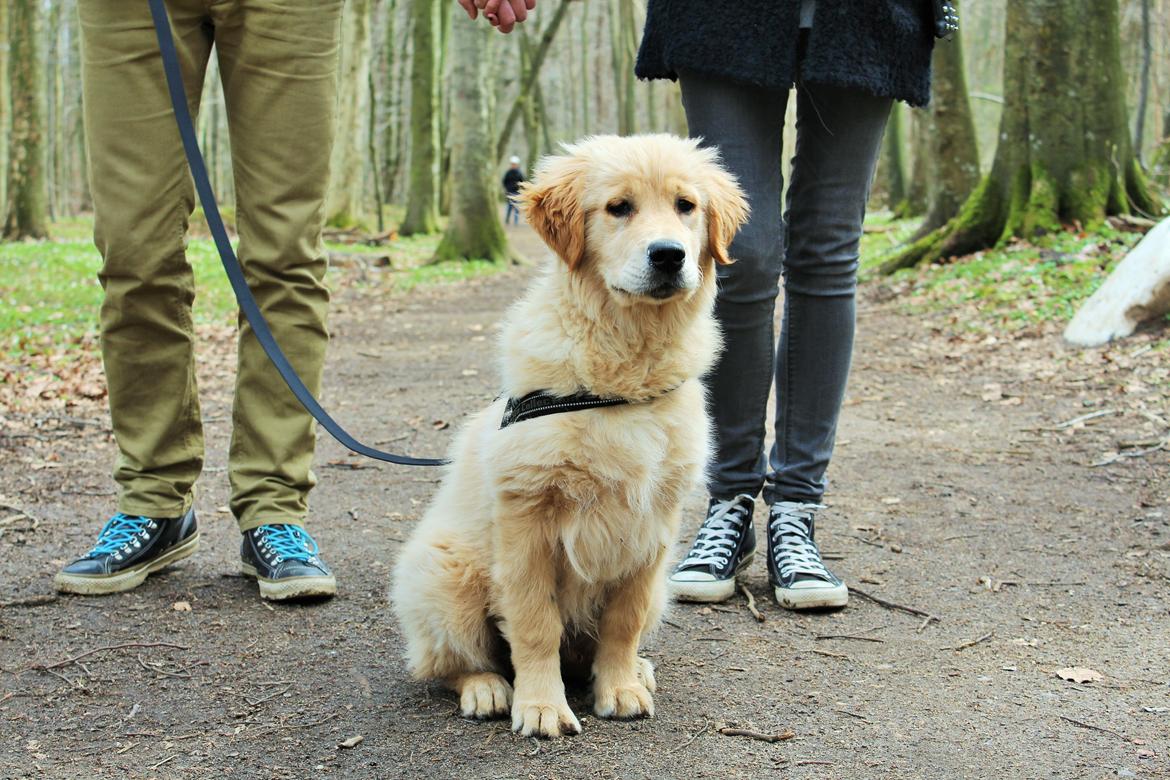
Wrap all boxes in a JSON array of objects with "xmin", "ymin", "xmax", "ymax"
[
  {"xmin": 240, "ymin": 562, "xmax": 337, "ymax": 601},
  {"xmin": 668, "ymin": 552, "xmax": 755, "ymax": 603},
  {"xmin": 54, "ymin": 533, "xmax": 201, "ymax": 596},
  {"xmin": 773, "ymin": 580, "xmax": 849, "ymax": 610}
]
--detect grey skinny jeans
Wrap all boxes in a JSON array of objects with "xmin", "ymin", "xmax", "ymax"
[{"xmin": 679, "ymin": 74, "xmax": 891, "ymax": 504}]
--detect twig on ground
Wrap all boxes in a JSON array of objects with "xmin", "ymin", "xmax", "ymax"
[
  {"xmin": 244, "ymin": 685, "xmax": 292, "ymax": 706},
  {"xmin": 0, "ymin": 594, "xmax": 58, "ymax": 609},
  {"xmin": 796, "ymin": 760, "xmax": 834, "ymax": 767},
  {"xmin": 1059, "ymin": 715, "xmax": 1127, "ymax": 740},
  {"xmin": 835, "ymin": 709, "xmax": 871, "ymax": 722},
  {"xmin": 1092, "ymin": 436, "xmax": 1169, "ymax": 467},
  {"xmin": 845, "ymin": 534, "xmax": 886, "ymax": 549},
  {"xmin": 681, "ymin": 722, "xmax": 710, "ymax": 748},
  {"xmin": 810, "ymin": 649, "xmax": 850, "ymax": 660},
  {"xmin": 149, "ymin": 755, "xmax": 178, "ymax": 770},
  {"xmin": 949, "ymin": 631, "xmax": 994, "ymax": 652},
  {"xmin": 0, "ymin": 503, "xmax": 39, "ymax": 524},
  {"xmin": 718, "ymin": 727, "xmax": 795, "ymax": 743},
  {"xmin": 1028, "ymin": 409, "xmax": 1120, "ymax": 431},
  {"xmin": 738, "ymin": 583, "xmax": 765, "ymax": 623},
  {"xmin": 32, "ymin": 642, "xmax": 189, "ymax": 671},
  {"xmin": 814, "ymin": 634, "xmax": 885, "ymax": 643},
  {"xmin": 662, "ymin": 619, "xmax": 684, "ymax": 630},
  {"xmin": 849, "ymin": 587, "xmax": 939, "ymax": 622},
  {"xmin": 917, "ymin": 615, "xmax": 938, "ymax": 633}
]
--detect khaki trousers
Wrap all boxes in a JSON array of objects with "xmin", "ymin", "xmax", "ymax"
[{"xmin": 79, "ymin": 0, "xmax": 343, "ymax": 531}]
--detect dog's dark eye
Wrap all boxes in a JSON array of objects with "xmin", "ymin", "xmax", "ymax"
[
  {"xmin": 606, "ymin": 200, "xmax": 633, "ymax": 218},
  {"xmin": 676, "ymin": 198, "xmax": 696, "ymax": 215}
]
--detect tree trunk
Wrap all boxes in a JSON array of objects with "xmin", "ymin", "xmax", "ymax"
[
  {"xmin": 4, "ymin": 0, "xmax": 49, "ymax": 240},
  {"xmin": 495, "ymin": 0, "xmax": 573, "ymax": 163},
  {"xmin": 910, "ymin": 14, "xmax": 980, "ymax": 239},
  {"xmin": 325, "ymin": 0, "xmax": 372, "ymax": 227},
  {"xmin": 879, "ymin": 104, "xmax": 907, "ymax": 212},
  {"xmin": 401, "ymin": 0, "xmax": 441, "ymax": 236},
  {"xmin": 899, "ymin": 109, "xmax": 929, "ymax": 218},
  {"xmin": 378, "ymin": 0, "xmax": 401, "ymax": 203},
  {"xmin": 1134, "ymin": 0, "xmax": 1151, "ymax": 161},
  {"xmin": 434, "ymin": 17, "xmax": 511, "ymax": 264},
  {"xmin": 882, "ymin": 0, "xmax": 1164, "ymax": 273},
  {"xmin": 607, "ymin": 0, "xmax": 636, "ymax": 135},
  {"xmin": 1, "ymin": 1, "xmax": 10, "ymax": 222},
  {"xmin": 1153, "ymin": 108, "xmax": 1170, "ymax": 187}
]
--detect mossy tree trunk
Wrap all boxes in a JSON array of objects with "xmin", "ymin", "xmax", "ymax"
[
  {"xmin": 881, "ymin": 0, "xmax": 1163, "ymax": 274},
  {"xmin": 325, "ymin": 0, "xmax": 372, "ymax": 227},
  {"xmin": 879, "ymin": 105, "xmax": 907, "ymax": 212},
  {"xmin": 433, "ymin": 17, "xmax": 511, "ymax": 265},
  {"xmin": 0, "ymin": 2, "xmax": 9, "ymax": 222},
  {"xmin": 401, "ymin": 0, "xmax": 441, "ymax": 236},
  {"xmin": 910, "ymin": 11, "xmax": 980, "ymax": 239},
  {"xmin": 1152, "ymin": 108, "xmax": 1170, "ymax": 187},
  {"xmin": 900, "ymin": 110, "xmax": 929, "ymax": 218},
  {"xmin": 4, "ymin": 0, "xmax": 48, "ymax": 240}
]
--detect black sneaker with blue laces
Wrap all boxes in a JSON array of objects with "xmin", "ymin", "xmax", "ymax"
[
  {"xmin": 767, "ymin": 501, "xmax": 848, "ymax": 610},
  {"xmin": 240, "ymin": 524, "xmax": 336, "ymax": 601},
  {"xmin": 54, "ymin": 509, "xmax": 199, "ymax": 595},
  {"xmin": 668, "ymin": 494, "xmax": 757, "ymax": 603}
]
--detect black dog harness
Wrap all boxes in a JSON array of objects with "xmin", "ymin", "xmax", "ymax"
[
  {"xmin": 499, "ymin": 385, "xmax": 680, "ymax": 429},
  {"xmin": 500, "ymin": 390, "xmax": 630, "ymax": 429}
]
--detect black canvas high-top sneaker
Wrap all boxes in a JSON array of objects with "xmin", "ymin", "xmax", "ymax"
[
  {"xmin": 668, "ymin": 494, "xmax": 757, "ymax": 602},
  {"xmin": 55, "ymin": 509, "xmax": 199, "ymax": 595},
  {"xmin": 766, "ymin": 501, "xmax": 848, "ymax": 610}
]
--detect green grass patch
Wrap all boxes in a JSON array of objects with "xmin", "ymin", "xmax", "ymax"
[
  {"xmin": 878, "ymin": 221, "xmax": 1151, "ymax": 332},
  {"xmin": 0, "ymin": 216, "xmax": 505, "ymax": 357}
]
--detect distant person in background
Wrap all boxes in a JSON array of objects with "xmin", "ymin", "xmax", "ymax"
[
  {"xmin": 637, "ymin": 1, "xmax": 935, "ymax": 611},
  {"xmin": 503, "ymin": 156, "xmax": 525, "ymax": 226}
]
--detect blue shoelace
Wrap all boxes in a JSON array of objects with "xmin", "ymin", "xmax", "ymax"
[
  {"xmin": 257, "ymin": 524, "xmax": 319, "ymax": 562},
  {"xmin": 88, "ymin": 513, "xmax": 152, "ymax": 557}
]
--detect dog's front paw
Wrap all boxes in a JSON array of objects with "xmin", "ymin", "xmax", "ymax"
[
  {"xmin": 511, "ymin": 694, "xmax": 582, "ymax": 738},
  {"xmin": 635, "ymin": 656, "xmax": 657, "ymax": 692},
  {"xmin": 593, "ymin": 679, "xmax": 655, "ymax": 720},
  {"xmin": 455, "ymin": 672, "xmax": 513, "ymax": 720}
]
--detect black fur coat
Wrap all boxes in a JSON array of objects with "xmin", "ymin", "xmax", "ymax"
[{"xmin": 636, "ymin": 0, "xmax": 935, "ymax": 106}]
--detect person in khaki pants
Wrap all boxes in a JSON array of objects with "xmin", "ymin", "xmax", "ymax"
[{"xmin": 55, "ymin": 0, "xmax": 343, "ymax": 601}]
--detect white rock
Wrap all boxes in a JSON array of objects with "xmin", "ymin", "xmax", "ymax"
[{"xmin": 1064, "ymin": 217, "xmax": 1170, "ymax": 346}]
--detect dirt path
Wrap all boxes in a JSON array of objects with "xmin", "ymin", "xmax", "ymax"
[{"xmin": 2, "ymin": 226, "xmax": 1167, "ymax": 780}]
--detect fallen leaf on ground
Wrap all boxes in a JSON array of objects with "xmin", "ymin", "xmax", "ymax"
[
  {"xmin": 338, "ymin": 735, "xmax": 364, "ymax": 749},
  {"xmin": 1055, "ymin": 667, "xmax": 1102, "ymax": 684}
]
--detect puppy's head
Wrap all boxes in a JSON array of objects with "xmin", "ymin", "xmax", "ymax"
[{"xmin": 520, "ymin": 134, "xmax": 748, "ymax": 305}]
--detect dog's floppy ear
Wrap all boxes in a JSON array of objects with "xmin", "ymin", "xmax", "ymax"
[
  {"xmin": 702, "ymin": 163, "xmax": 750, "ymax": 266},
  {"xmin": 519, "ymin": 153, "xmax": 588, "ymax": 270}
]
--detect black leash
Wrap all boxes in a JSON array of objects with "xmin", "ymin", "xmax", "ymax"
[{"xmin": 147, "ymin": 0, "xmax": 446, "ymax": 467}]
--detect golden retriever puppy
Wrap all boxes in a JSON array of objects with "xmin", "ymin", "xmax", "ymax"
[{"xmin": 391, "ymin": 134, "xmax": 748, "ymax": 739}]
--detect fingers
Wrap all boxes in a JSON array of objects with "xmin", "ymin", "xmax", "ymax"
[
  {"xmin": 492, "ymin": 0, "xmax": 517, "ymax": 33},
  {"xmin": 508, "ymin": 0, "xmax": 528, "ymax": 23},
  {"xmin": 475, "ymin": 0, "xmax": 533, "ymax": 34}
]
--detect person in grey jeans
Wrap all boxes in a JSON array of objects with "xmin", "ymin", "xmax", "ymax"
[{"xmin": 636, "ymin": 2, "xmax": 936, "ymax": 610}]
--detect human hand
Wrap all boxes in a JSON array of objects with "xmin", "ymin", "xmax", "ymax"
[{"xmin": 456, "ymin": 0, "xmax": 536, "ymax": 34}]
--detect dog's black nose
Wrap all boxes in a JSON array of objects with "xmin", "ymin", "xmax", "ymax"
[{"xmin": 647, "ymin": 240, "xmax": 686, "ymax": 274}]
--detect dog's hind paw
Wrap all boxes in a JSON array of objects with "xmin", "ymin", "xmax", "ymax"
[
  {"xmin": 511, "ymin": 697, "xmax": 582, "ymax": 738},
  {"xmin": 454, "ymin": 672, "xmax": 513, "ymax": 720},
  {"xmin": 593, "ymin": 680, "xmax": 655, "ymax": 720}
]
